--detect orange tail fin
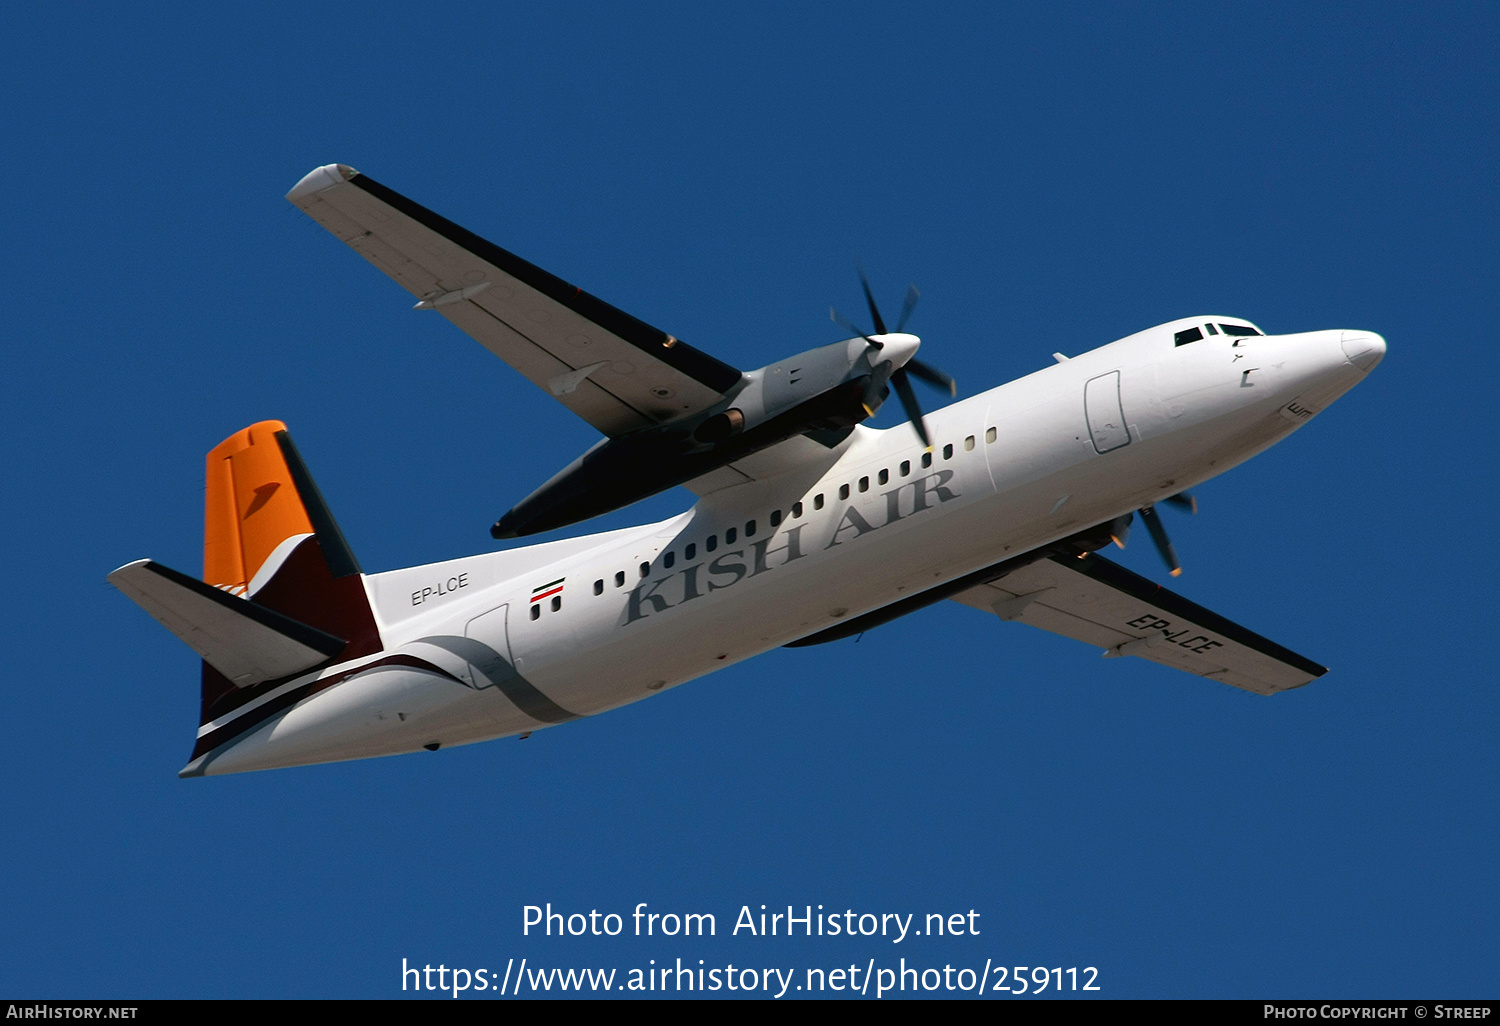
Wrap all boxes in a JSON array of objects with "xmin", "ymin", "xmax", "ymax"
[
  {"xmin": 203, "ymin": 420, "xmax": 361, "ymax": 593},
  {"xmin": 195, "ymin": 422, "xmax": 380, "ymax": 746}
]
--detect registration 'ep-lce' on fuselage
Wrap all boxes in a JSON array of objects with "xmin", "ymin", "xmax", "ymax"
[{"xmin": 109, "ymin": 164, "xmax": 1386, "ymax": 776}]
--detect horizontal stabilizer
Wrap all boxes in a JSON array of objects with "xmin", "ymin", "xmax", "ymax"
[{"xmin": 109, "ymin": 559, "xmax": 346, "ymax": 688}]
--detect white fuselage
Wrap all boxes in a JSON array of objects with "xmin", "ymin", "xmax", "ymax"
[{"xmin": 197, "ymin": 318, "xmax": 1383, "ymax": 775}]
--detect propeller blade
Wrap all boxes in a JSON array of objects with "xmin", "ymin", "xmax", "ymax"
[
  {"xmin": 857, "ymin": 266, "xmax": 889, "ymax": 335},
  {"xmin": 904, "ymin": 358, "xmax": 957, "ymax": 397},
  {"xmin": 1162, "ymin": 491, "xmax": 1198, "ymax": 515},
  {"xmin": 1138, "ymin": 505, "xmax": 1182, "ymax": 577},
  {"xmin": 890, "ymin": 368, "xmax": 932, "ymax": 449},
  {"xmin": 895, "ymin": 284, "xmax": 920, "ymax": 332},
  {"xmin": 1109, "ymin": 512, "xmax": 1133, "ymax": 549},
  {"xmin": 835, "ymin": 270, "xmax": 944, "ymax": 445},
  {"xmin": 831, "ymin": 307, "xmax": 882, "ymax": 349}
]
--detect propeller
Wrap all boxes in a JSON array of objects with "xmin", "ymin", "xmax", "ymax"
[
  {"xmin": 1108, "ymin": 491, "xmax": 1197, "ymax": 577},
  {"xmin": 831, "ymin": 268, "xmax": 956, "ymax": 449}
]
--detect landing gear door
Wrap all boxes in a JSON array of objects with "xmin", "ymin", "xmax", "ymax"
[
  {"xmin": 1085, "ymin": 371, "xmax": 1131, "ymax": 454},
  {"xmin": 463, "ymin": 604, "xmax": 516, "ymax": 689}
]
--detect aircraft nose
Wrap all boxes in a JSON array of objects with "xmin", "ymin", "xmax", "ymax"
[{"xmin": 1340, "ymin": 330, "xmax": 1386, "ymax": 372}]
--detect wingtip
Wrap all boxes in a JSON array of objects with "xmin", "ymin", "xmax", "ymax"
[
  {"xmin": 286, "ymin": 163, "xmax": 358, "ymax": 203},
  {"xmin": 106, "ymin": 558, "xmax": 154, "ymax": 584}
]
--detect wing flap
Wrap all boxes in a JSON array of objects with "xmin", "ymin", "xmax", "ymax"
[
  {"xmin": 950, "ymin": 552, "xmax": 1325, "ymax": 695},
  {"xmin": 435, "ymin": 300, "xmax": 645, "ymax": 429},
  {"xmin": 288, "ymin": 164, "xmax": 741, "ymax": 437},
  {"xmin": 109, "ymin": 559, "xmax": 346, "ymax": 688}
]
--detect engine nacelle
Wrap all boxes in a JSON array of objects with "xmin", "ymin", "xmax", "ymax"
[{"xmin": 491, "ymin": 334, "xmax": 920, "ymax": 537}]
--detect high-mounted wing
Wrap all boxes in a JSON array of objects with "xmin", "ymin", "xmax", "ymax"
[
  {"xmin": 287, "ymin": 164, "xmax": 742, "ymax": 437},
  {"xmin": 949, "ymin": 552, "xmax": 1325, "ymax": 695}
]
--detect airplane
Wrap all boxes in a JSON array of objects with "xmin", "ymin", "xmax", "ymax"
[{"xmin": 109, "ymin": 162, "xmax": 1387, "ymax": 777}]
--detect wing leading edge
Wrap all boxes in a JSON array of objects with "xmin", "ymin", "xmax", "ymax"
[
  {"xmin": 948, "ymin": 552, "xmax": 1326, "ymax": 695},
  {"xmin": 286, "ymin": 164, "xmax": 742, "ymax": 437}
]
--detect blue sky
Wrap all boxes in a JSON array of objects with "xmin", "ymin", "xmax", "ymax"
[{"xmin": 2, "ymin": 2, "xmax": 1494, "ymax": 999}]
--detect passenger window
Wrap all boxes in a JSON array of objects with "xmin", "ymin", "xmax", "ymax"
[
  {"xmin": 726, "ymin": 527, "xmax": 737, "ymax": 544},
  {"xmin": 639, "ymin": 562, "xmax": 649, "ymax": 579},
  {"xmin": 921, "ymin": 452, "xmax": 933, "ymax": 469},
  {"xmin": 664, "ymin": 551, "xmax": 675, "ymax": 569},
  {"xmin": 530, "ymin": 604, "xmax": 540, "ymax": 621},
  {"xmin": 900, "ymin": 460, "xmax": 910, "ymax": 476},
  {"xmin": 615, "ymin": 571, "xmax": 625, "ymax": 588},
  {"xmin": 965, "ymin": 435, "xmax": 975, "ymax": 451},
  {"xmin": 1205, "ymin": 323, "xmax": 1219, "ymax": 335},
  {"xmin": 839, "ymin": 484, "xmax": 850, "ymax": 500},
  {"xmin": 943, "ymin": 443, "xmax": 953, "ymax": 460},
  {"xmin": 858, "ymin": 476, "xmax": 869, "ymax": 493},
  {"xmin": 707, "ymin": 535, "xmax": 718, "ymax": 552},
  {"xmin": 878, "ymin": 469, "xmax": 889, "ymax": 485},
  {"xmin": 986, "ymin": 426, "xmax": 997, "ymax": 444},
  {"xmin": 769, "ymin": 510, "xmax": 782, "ymax": 528},
  {"xmin": 1174, "ymin": 326, "xmax": 1204, "ymax": 346},
  {"xmin": 551, "ymin": 596, "xmax": 562, "ymax": 612},
  {"xmin": 745, "ymin": 519, "xmax": 756, "ymax": 536},
  {"xmin": 792, "ymin": 501, "xmax": 803, "ymax": 518},
  {"xmin": 594, "ymin": 579, "xmax": 603, "ymax": 595},
  {"xmin": 814, "ymin": 494, "xmax": 825, "ymax": 510},
  {"xmin": 685, "ymin": 543, "xmax": 696, "ymax": 560}
]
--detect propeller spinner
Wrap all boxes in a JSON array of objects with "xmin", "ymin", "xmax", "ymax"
[{"xmin": 831, "ymin": 269, "xmax": 956, "ymax": 449}]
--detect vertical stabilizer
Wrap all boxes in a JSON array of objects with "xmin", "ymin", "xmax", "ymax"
[
  {"xmin": 193, "ymin": 422, "xmax": 381, "ymax": 752},
  {"xmin": 203, "ymin": 421, "xmax": 361, "ymax": 593}
]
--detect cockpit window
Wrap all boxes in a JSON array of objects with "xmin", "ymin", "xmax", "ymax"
[
  {"xmin": 1219, "ymin": 323, "xmax": 1261, "ymax": 336},
  {"xmin": 1204, "ymin": 323, "xmax": 1219, "ymax": 335},
  {"xmin": 1174, "ymin": 327, "xmax": 1204, "ymax": 346}
]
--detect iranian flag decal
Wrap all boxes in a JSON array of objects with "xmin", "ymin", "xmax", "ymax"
[{"xmin": 531, "ymin": 578, "xmax": 565, "ymax": 604}]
